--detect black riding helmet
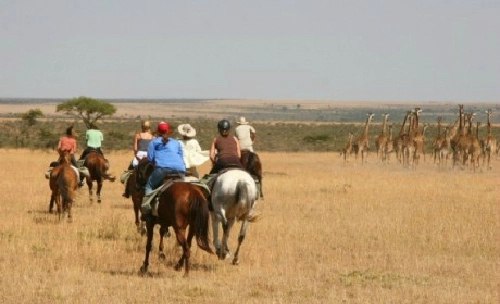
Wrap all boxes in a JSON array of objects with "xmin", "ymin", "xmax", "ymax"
[{"xmin": 217, "ymin": 119, "xmax": 231, "ymax": 131}]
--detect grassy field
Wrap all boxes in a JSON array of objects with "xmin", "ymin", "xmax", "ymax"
[{"xmin": 0, "ymin": 149, "xmax": 498, "ymax": 303}]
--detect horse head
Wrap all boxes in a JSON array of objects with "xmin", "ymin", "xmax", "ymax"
[{"xmin": 58, "ymin": 150, "xmax": 72, "ymax": 165}]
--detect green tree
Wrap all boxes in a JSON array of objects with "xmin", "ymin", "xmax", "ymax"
[
  {"xmin": 56, "ymin": 96, "xmax": 117, "ymax": 129},
  {"xmin": 21, "ymin": 108, "xmax": 44, "ymax": 126}
]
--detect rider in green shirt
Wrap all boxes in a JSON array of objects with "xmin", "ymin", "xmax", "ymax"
[{"xmin": 80, "ymin": 123, "xmax": 104, "ymax": 160}]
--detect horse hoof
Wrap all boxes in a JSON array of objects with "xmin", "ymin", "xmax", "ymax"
[
  {"xmin": 159, "ymin": 252, "xmax": 166, "ymax": 261},
  {"xmin": 140, "ymin": 264, "xmax": 148, "ymax": 274},
  {"xmin": 232, "ymin": 258, "xmax": 239, "ymax": 265}
]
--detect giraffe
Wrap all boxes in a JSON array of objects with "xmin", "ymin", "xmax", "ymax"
[
  {"xmin": 456, "ymin": 112, "xmax": 480, "ymax": 172},
  {"xmin": 413, "ymin": 123, "xmax": 428, "ymax": 167},
  {"xmin": 340, "ymin": 132, "xmax": 354, "ymax": 162},
  {"xmin": 438, "ymin": 119, "xmax": 460, "ymax": 170},
  {"xmin": 375, "ymin": 113, "xmax": 390, "ymax": 162},
  {"xmin": 394, "ymin": 111, "xmax": 411, "ymax": 164},
  {"xmin": 384, "ymin": 123, "xmax": 394, "ymax": 162},
  {"xmin": 401, "ymin": 108, "xmax": 421, "ymax": 168},
  {"xmin": 353, "ymin": 113, "xmax": 375, "ymax": 164},
  {"xmin": 432, "ymin": 116, "xmax": 444, "ymax": 164},
  {"xmin": 482, "ymin": 109, "xmax": 497, "ymax": 170},
  {"xmin": 451, "ymin": 104, "xmax": 465, "ymax": 168}
]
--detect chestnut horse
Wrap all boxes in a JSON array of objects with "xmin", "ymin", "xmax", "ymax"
[
  {"xmin": 124, "ymin": 158, "xmax": 154, "ymax": 232},
  {"xmin": 240, "ymin": 150, "xmax": 263, "ymax": 199},
  {"xmin": 210, "ymin": 169, "xmax": 259, "ymax": 265},
  {"xmin": 49, "ymin": 150, "xmax": 78, "ymax": 222},
  {"xmin": 140, "ymin": 181, "xmax": 213, "ymax": 277},
  {"xmin": 83, "ymin": 151, "xmax": 106, "ymax": 203}
]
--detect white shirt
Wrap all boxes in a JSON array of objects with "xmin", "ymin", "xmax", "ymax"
[
  {"xmin": 235, "ymin": 124, "xmax": 256, "ymax": 151},
  {"xmin": 179, "ymin": 138, "xmax": 209, "ymax": 168}
]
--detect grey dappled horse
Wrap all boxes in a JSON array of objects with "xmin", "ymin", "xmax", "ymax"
[{"xmin": 210, "ymin": 169, "xmax": 259, "ymax": 265}]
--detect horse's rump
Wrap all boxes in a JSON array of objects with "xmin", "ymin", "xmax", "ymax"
[
  {"xmin": 211, "ymin": 169, "xmax": 257, "ymax": 221},
  {"xmin": 84, "ymin": 151, "xmax": 106, "ymax": 181},
  {"xmin": 210, "ymin": 169, "xmax": 258, "ymax": 265},
  {"xmin": 240, "ymin": 150, "xmax": 262, "ymax": 177},
  {"xmin": 240, "ymin": 150, "xmax": 263, "ymax": 199},
  {"xmin": 140, "ymin": 181, "xmax": 213, "ymax": 276}
]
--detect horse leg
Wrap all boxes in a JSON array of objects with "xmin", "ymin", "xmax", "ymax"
[
  {"xmin": 56, "ymin": 195, "xmax": 62, "ymax": 221},
  {"xmin": 49, "ymin": 192, "xmax": 56, "ymax": 213},
  {"xmin": 232, "ymin": 220, "xmax": 250, "ymax": 265},
  {"xmin": 97, "ymin": 178, "xmax": 103, "ymax": 203},
  {"xmin": 210, "ymin": 212, "xmax": 222, "ymax": 258},
  {"xmin": 220, "ymin": 219, "xmax": 235, "ymax": 260},
  {"xmin": 258, "ymin": 176, "xmax": 264, "ymax": 199},
  {"xmin": 66, "ymin": 198, "xmax": 73, "ymax": 223},
  {"xmin": 87, "ymin": 178, "xmax": 93, "ymax": 202},
  {"xmin": 134, "ymin": 203, "xmax": 141, "ymax": 233},
  {"xmin": 158, "ymin": 226, "xmax": 167, "ymax": 261},
  {"xmin": 174, "ymin": 227, "xmax": 189, "ymax": 276},
  {"xmin": 140, "ymin": 220, "xmax": 155, "ymax": 274}
]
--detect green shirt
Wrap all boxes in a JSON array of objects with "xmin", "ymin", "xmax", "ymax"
[{"xmin": 86, "ymin": 129, "xmax": 103, "ymax": 148}]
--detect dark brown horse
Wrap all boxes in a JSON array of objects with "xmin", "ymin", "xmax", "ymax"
[
  {"xmin": 49, "ymin": 150, "xmax": 78, "ymax": 222},
  {"xmin": 83, "ymin": 151, "xmax": 107, "ymax": 203},
  {"xmin": 140, "ymin": 182, "xmax": 213, "ymax": 277},
  {"xmin": 240, "ymin": 149, "xmax": 263, "ymax": 199},
  {"xmin": 124, "ymin": 158, "xmax": 154, "ymax": 232}
]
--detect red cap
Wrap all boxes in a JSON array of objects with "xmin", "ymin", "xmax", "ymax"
[{"xmin": 157, "ymin": 122, "xmax": 170, "ymax": 134}]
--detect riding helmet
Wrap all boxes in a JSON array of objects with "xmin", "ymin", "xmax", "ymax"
[{"xmin": 217, "ymin": 119, "xmax": 231, "ymax": 131}]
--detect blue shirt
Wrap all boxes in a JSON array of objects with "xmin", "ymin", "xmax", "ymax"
[{"xmin": 147, "ymin": 137, "xmax": 186, "ymax": 172}]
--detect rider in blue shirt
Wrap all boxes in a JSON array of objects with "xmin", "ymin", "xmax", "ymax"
[{"xmin": 141, "ymin": 122, "xmax": 186, "ymax": 221}]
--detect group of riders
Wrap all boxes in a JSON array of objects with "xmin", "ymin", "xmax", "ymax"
[{"xmin": 53, "ymin": 117, "xmax": 257, "ymax": 221}]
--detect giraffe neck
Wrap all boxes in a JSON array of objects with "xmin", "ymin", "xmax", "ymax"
[
  {"xmin": 381, "ymin": 115, "xmax": 388, "ymax": 136},
  {"xmin": 487, "ymin": 112, "xmax": 492, "ymax": 136}
]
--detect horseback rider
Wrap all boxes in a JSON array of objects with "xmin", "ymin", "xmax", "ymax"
[
  {"xmin": 79, "ymin": 123, "xmax": 104, "ymax": 160},
  {"xmin": 141, "ymin": 122, "xmax": 186, "ymax": 221},
  {"xmin": 234, "ymin": 116, "xmax": 256, "ymax": 152},
  {"xmin": 132, "ymin": 120, "xmax": 154, "ymax": 168},
  {"xmin": 58, "ymin": 125, "xmax": 78, "ymax": 168},
  {"xmin": 177, "ymin": 123, "xmax": 209, "ymax": 178},
  {"xmin": 209, "ymin": 119, "xmax": 244, "ymax": 174},
  {"xmin": 122, "ymin": 120, "xmax": 154, "ymax": 198}
]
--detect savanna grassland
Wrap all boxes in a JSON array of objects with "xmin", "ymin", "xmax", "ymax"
[{"xmin": 0, "ymin": 148, "xmax": 498, "ymax": 304}]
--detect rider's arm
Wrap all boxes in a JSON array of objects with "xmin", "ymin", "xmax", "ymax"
[{"xmin": 209, "ymin": 138, "xmax": 216, "ymax": 163}]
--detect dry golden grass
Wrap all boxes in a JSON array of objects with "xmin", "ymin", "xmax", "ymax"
[{"xmin": 0, "ymin": 149, "xmax": 498, "ymax": 303}]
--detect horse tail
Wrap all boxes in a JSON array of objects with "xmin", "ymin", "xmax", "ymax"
[
  {"xmin": 236, "ymin": 179, "xmax": 259, "ymax": 223},
  {"xmin": 189, "ymin": 191, "xmax": 214, "ymax": 254},
  {"xmin": 59, "ymin": 166, "xmax": 77, "ymax": 205}
]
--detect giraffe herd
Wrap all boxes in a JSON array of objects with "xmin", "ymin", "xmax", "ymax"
[{"xmin": 340, "ymin": 105, "xmax": 498, "ymax": 171}]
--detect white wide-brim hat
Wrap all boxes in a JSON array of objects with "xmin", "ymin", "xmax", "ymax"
[
  {"xmin": 177, "ymin": 124, "xmax": 197, "ymax": 137},
  {"xmin": 237, "ymin": 116, "xmax": 249, "ymax": 124}
]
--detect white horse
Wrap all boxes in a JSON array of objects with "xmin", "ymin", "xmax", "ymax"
[{"xmin": 210, "ymin": 169, "xmax": 259, "ymax": 265}]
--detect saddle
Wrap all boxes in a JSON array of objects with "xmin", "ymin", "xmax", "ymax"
[{"xmin": 143, "ymin": 176, "xmax": 184, "ymax": 217}]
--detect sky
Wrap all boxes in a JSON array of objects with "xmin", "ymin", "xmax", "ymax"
[{"xmin": 1, "ymin": 0, "xmax": 499, "ymax": 102}]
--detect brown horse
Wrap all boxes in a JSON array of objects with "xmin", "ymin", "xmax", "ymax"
[
  {"xmin": 240, "ymin": 149, "xmax": 263, "ymax": 199},
  {"xmin": 124, "ymin": 158, "xmax": 154, "ymax": 232},
  {"xmin": 82, "ymin": 151, "xmax": 108, "ymax": 203},
  {"xmin": 49, "ymin": 150, "xmax": 78, "ymax": 222},
  {"xmin": 140, "ymin": 182, "xmax": 213, "ymax": 277}
]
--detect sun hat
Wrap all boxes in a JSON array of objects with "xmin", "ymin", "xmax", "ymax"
[
  {"xmin": 237, "ymin": 116, "xmax": 249, "ymax": 124},
  {"xmin": 177, "ymin": 124, "xmax": 197, "ymax": 138},
  {"xmin": 157, "ymin": 122, "xmax": 171, "ymax": 135}
]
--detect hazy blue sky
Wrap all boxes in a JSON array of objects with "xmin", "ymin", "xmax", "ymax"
[{"xmin": 1, "ymin": 0, "xmax": 498, "ymax": 102}]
